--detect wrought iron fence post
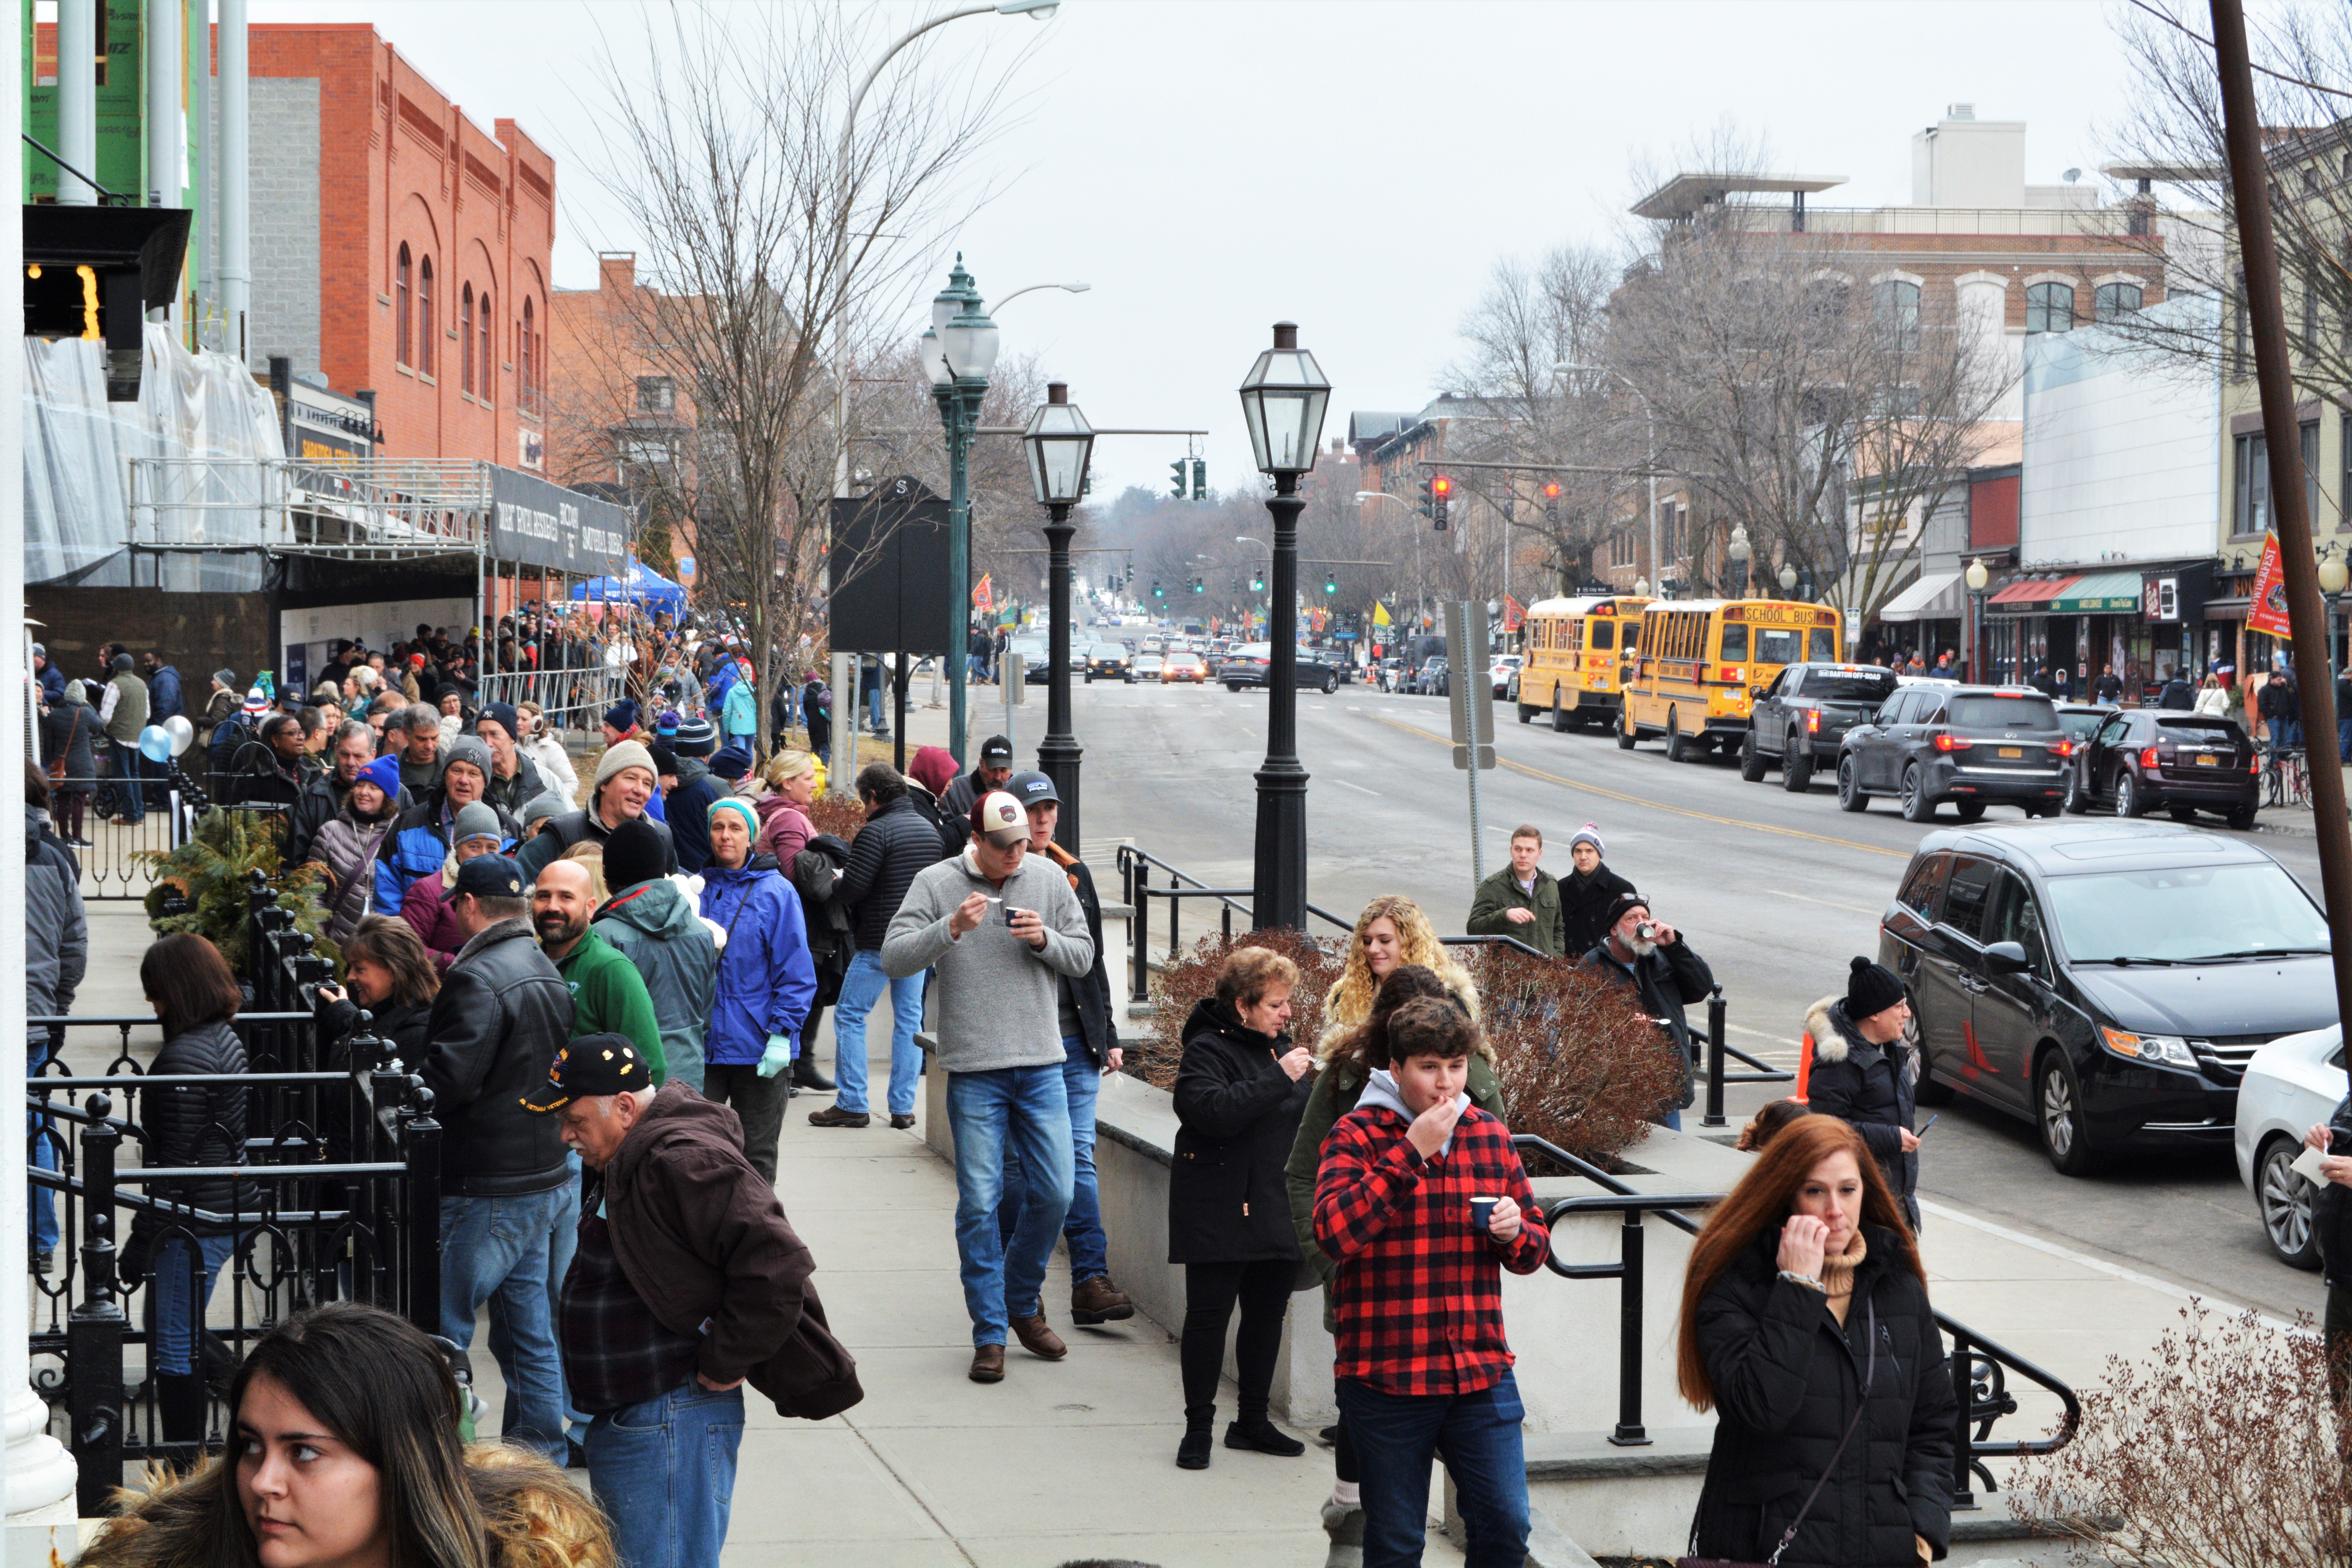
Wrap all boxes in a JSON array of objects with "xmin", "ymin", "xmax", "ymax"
[
  {"xmin": 1949, "ymin": 1323, "xmax": 1978, "ymax": 1510},
  {"xmin": 1130, "ymin": 860, "xmax": 1150, "ymax": 1005},
  {"xmin": 400, "ymin": 1091, "xmax": 443, "ymax": 1337},
  {"xmin": 1703, "ymin": 986, "xmax": 1729, "ymax": 1128},
  {"xmin": 1609, "ymin": 1207, "xmax": 1650, "ymax": 1446},
  {"xmin": 68, "ymin": 1099, "xmax": 127, "ymax": 1515}
]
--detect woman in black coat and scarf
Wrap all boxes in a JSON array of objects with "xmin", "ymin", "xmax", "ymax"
[
  {"xmin": 1803, "ymin": 958, "xmax": 1922, "ymax": 1230},
  {"xmin": 312, "ymin": 916, "xmax": 441, "ymax": 1162},
  {"xmin": 1171, "ymin": 945, "xmax": 1316, "ymax": 1472},
  {"xmin": 1679, "ymin": 1114, "xmax": 1956, "ymax": 1568}
]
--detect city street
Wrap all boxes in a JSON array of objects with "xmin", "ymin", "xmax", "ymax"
[{"xmin": 1065, "ymin": 666, "xmax": 2335, "ymax": 1321}]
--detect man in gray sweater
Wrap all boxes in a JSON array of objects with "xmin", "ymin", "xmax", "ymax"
[{"xmin": 881, "ymin": 788, "xmax": 1094, "ymax": 1385}]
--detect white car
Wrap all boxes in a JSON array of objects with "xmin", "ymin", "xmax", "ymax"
[
  {"xmin": 1490, "ymin": 653, "xmax": 1523, "ymax": 697},
  {"xmin": 2234, "ymin": 1023, "xmax": 2346, "ymax": 1269}
]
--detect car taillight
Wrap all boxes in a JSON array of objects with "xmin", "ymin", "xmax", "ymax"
[
  {"xmin": 1805, "ymin": 709, "xmax": 1821, "ymax": 734},
  {"xmin": 1932, "ymin": 733, "xmax": 1972, "ymax": 752},
  {"xmin": 2051, "ymin": 740, "xmax": 2075, "ymax": 758},
  {"xmin": 2251, "ymin": 750, "xmax": 2262, "ymax": 774},
  {"xmin": 2139, "ymin": 747, "xmax": 2160, "ymax": 770}
]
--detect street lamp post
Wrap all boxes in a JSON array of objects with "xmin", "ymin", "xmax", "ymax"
[
  {"xmin": 1727, "ymin": 524, "xmax": 1752, "ymax": 599},
  {"xmin": 1965, "ymin": 556, "xmax": 1991, "ymax": 683},
  {"xmin": 924, "ymin": 258, "xmax": 1000, "ymax": 763},
  {"xmin": 1239, "ymin": 322, "xmax": 1331, "ymax": 932},
  {"xmin": 1022, "ymin": 380, "xmax": 1096, "ymax": 851}
]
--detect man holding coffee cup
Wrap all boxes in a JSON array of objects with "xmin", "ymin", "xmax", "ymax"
[{"xmin": 1584, "ymin": 891, "xmax": 1715, "ymax": 1129}]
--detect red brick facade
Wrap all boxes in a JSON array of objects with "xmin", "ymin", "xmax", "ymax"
[{"xmin": 248, "ymin": 24, "xmax": 555, "ymax": 466}]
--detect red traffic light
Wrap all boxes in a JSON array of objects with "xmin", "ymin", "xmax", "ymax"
[
  {"xmin": 1543, "ymin": 481, "xmax": 1561, "ymax": 499},
  {"xmin": 1430, "ymin": 474, "xmax": 1452, "ymax": 497}
]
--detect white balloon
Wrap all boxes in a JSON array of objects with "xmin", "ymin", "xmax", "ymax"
[{"xmin": 163, "ymin": 714, "xmax": 196, "ymax": 758}]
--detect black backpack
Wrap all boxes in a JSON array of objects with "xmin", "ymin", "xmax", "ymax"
[{"xmin": 791, "ymin": 833, "xmax": 856, "ymax": 1004}]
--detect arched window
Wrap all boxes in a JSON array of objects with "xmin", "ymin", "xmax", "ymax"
[
  {"xmin": 1871, "ymin": 279, "xmax": 1921, "ymax": 351},
  {"xmin": 418, "ymin": 258, "xmax": 436, "ymax": 376},
  {"xmin": 395, "ymin": 244, "xmax": 412, "ymax": 367},
  {"xmin": 2094, "ymin": 282, "xmax": 2143, "ymax": 323},
  {"xmin": 2025, "ymin": 281, "xmax": 2074, "ymax": 335},
  {"xmin": 521, "ymin": 298, "xmax": 535, "ymax": 410},
  {"xmin": 459, "ymin": 284, "xmax": 475, "ymax": 394},
  {"xmin": 480, "ymin": 290, "xmax": 493, "ymax": 406}
]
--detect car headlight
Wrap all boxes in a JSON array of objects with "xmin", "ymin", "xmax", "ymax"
[{"xmin": 2100, "ymin": 1027, "xmax": 2197, "ymax": 1069}]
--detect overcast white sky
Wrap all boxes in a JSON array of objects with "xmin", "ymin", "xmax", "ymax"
[{"xmin": 255, "ymin": 0, "xmax": 2146, "ymax": 497}]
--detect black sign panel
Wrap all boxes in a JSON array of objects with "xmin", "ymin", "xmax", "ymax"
[
  {"xmin": 828, "ymin": 476, "xmax": 952, "ymax": 656},
  {"xmin": 488, "ymin": 465, "xmax": 633, "ymax": 575}
]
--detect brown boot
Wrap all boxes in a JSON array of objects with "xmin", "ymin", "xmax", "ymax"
[
  {"xmin": 806, "ymin": 1106, "xmax": 870, "ymax": 1128},
  {"xmin": 1070, "ymin": 1275, "xmax": 1135, "ymax": 1325},
  {"xmin": 1009, "ymin": 1311, "xmax": 1067, "ymax": 1361},
  {"xmin": 969, "ymin": 1344, "xmax": 1005, "ymax": 1383}
]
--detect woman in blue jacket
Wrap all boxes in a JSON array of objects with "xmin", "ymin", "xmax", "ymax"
[{"xmin": 699, "ymin": 797, "xmax": 817, "ymax": 1184}]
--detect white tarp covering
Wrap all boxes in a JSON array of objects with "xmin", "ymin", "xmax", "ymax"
[{"xmin": 24, "ymin": 322, "xmax": 284, "ymax": 586}]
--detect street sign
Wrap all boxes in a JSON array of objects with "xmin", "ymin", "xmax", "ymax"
[{"xmin": 1451, "ymin": 744, "xmax": 1495, "ymax": 770}]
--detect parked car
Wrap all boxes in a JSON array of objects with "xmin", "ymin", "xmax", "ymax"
[
  {"xmin": 1132, "ymin": 653, "xmax": 1166, "ymax": 680},
  {"xmin": 1219, "ymin": 643, "xmax": 1274, "ymax": 691},
  {"xmin": 2234, "ymin": 1024, "xmax": 2345, "ymax": 1269},
  {"xmin": 1412, "ymin": 657, "xmax": 1450, "ymax": 697},
  {"xmin": 1085, "ymin": 643, "xmax": 1134, "ymax": 683},
  {"xmin": 1489, "ymin": 654, "xmax": 1523, "ymax": 697},
  {"xmin": 1880, "ymin": 821, "xmax": 2335, "ymax": 1175},
  {"xmin": 1161, "ymin": 652, "xmax": 1208, "ymax": 684},
  {"xmin": 1298, "ymin": 647, "xmax": 1345, "ymax": 694},
  {"xmin": 1741, "ymin": 662, "xmax": 1901, "ymax": 793},
  {"xmin": 1837, "ymin": 685, "xmax": 2070, "ymax": 822},
  {"xmin": 1375, "ymin": 657, "xmax": 1403, "ymax": 692},
  {"xmin": 2062, "ymin": 708, "xmax": 2259, "ymax": 829}
]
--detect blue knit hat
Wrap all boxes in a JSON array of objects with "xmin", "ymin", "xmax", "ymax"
[
  {"xmin": 354, "ymin": 754, "xmax": 401, "ymax": 798},
  {"xmin": 603, "ymin": 699, "xmax": 639, "ymax": 733},
  {"xmin": 708, "ymin": 744, "xmax": 753, "ymax": 781},
  {"xmin": 673, "ymin": 715, "xmax": 717, "ymax": 757}
]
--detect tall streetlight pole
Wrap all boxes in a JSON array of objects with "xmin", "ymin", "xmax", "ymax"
[
  {"xmin": 1965, "ymin": 556, "xmax": 1991, "ymax": 683},
  {"xmin": 1023, "ymin": 381, "xmax": 1096, "ymax": 851},
  {"xmin": 1239, "ymin": 323, "xmax": 1332, "ymax": 932},
  {"xmin": 1557, "ymin": 361, "xmax": 1661, "ymax": 599},
  {"xmin": 921, "ymin": 258, "xmax": 999, "ymax": 763}
]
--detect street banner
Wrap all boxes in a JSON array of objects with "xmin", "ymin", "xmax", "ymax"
[
  {"xmin": 1372, "ymin": 601, "xmax": 1392, "ymax": 627},
  {"xmin": 997, "ymin": 604, "xmax": 1020, "ymax": 629},
  {"xmin": 973, "ymin": 573, "xmax": 995, "ymax": 614},
  {"xmin": 2248, "ymin": 532, "xmax": 2294, "ymax": 638},
  {"xmin": 1503, "ymin": 595, "xmax": 1525, "ymax": 632}
]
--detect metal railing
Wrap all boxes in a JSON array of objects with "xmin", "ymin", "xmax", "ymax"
[
  {"xmin": 475, "ymin": 664, "xmax": 626, "ymax": 739},
  {"xmin": 49, "ymin": 762, "xmax": 212, "ymax": 900},
  {"xmin": 1697, "ymin": 988, "xmax": 1796, "ymax": 1126},
  {"xmin": 1516, "ymin": 1133, "xmax": 2080, "ymax": 1508},
  {"xmin": 129, "ymin": 457, "xmax": 494, "ymax": 559}
]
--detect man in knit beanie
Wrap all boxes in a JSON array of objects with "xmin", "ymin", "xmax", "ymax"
[
  {"xmin": 1801, "ymin": 958, "xmax": 1922, "ymax": 1228},
  {"xmin": 515, "ymin": 737, "xmax": 675, "ymax": 881},
  {"xmin": 1556, "ymin": 821, "xmax": 1635, "ymax": 958}
]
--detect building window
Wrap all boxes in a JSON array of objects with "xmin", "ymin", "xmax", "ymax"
[
  {"xmin": 479, "ymin": 292, "xmax": 493, "ymax": 406},
  {"xmin": 637, "ymin": 376, "xmax": 675, "ymax": 413},
  {"xmin": 1872, "ymin": 279, "xmax": 1921, "ymax": 351},
  {"xmin": 395, "ymin": 245, "xmax": 413, "ymax": 367},
  {"xmin": 2307, "ymin": 287, "xmax": 2323, "ymax": 352},
  {"xmin": 459, "ymin": 285, "xmax": 475, "ymax": 395},
  {"xmin": 2234, "ymin": 274, "xmax": 2250, "ymax": 375},
  {"xmin": 418, "ymin": 258, "xmax": 435, "ymax": 377},
  {"xmin": 2342, "ymin": 411, "xmax": 2352, "ymax": 531},
  {"xmin": 2234, "ymin": 421, "xmax": 2321, "ymax": 537},
  {"xmin": 521, "ymin": 298, "xmax": 537, "ymax": 412},
  {"xmin": 2025, "ymin": 281, "xmax": 2074, "ymax": 334},
  {"xmin": 2094, "ymin": 282, "xmax": 2142, "ymax": 322}
]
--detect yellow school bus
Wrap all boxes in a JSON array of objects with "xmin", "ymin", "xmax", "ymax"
[
  {"xmin": 1621, "ymin": 599, "xmax": 1843, "ymax": 760},
  {"xmin": 1511, "ymin": 595, "xmax": 1653, "ymax": 730}
]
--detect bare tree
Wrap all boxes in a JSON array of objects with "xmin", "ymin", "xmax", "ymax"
[{"xmin": 576, "ymin": 4, "xmax": 1022, "ymax": 748}]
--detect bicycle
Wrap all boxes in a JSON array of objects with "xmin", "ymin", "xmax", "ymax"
[{"xmin": 2262, "ymin": 742, "xmax": 2311, "ymax": 809}]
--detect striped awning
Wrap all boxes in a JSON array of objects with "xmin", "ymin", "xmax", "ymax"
[
  {"xmin": 2046, "ymin": 570, "xmax": 2146, "ymax": 614},
  {"xmin": 1986, "ymin": 573, "xmax": 2082, "ymax": 609}
]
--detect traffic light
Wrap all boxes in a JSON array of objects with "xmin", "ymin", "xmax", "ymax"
[
  {"xmin": 1417, "ymin": 477, "xmax": 1434, "ymax": 520},
  {"xmin": 1191, "ymin": 458, "xmax": 1207, "ymax": 500},
  {"xmin": 1152, "ymin": 579, "xmax": 1165, "ymax": 598},
  {"xmin": 1323, "ymin": 573, "xmax": 1338, "ymax": 595},
  {"xmin": 1250, "ymin": 572, "xmax": 1265, "ymax": 592},
  {"xmin": 1543, "ymin": 480, "xmax": 1562, "ymax": 526},
  {"xmin": 1191, "ymin": 577, "xmax": 1204, "ymax": 594},
  {"xmin": 1431, "ymin": 473, "xmax": 1452, "ymax": 532},
  {"xmin": 1170, "ymin": 460, "xmax": 1187, "ymax": 499}
]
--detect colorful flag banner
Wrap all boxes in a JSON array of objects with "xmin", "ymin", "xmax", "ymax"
[
  {"xmin": 1372, "ymin": 601, "xmax": 1392, "ymax": 628},
  {"xmin": 2248, "ymin": 532, "xmax": 2294, "ymax": 638},
  {"xmin": 972, "ymin": 573, "xmax": 995, "ymax": 614},
  {"xmin": 1503, "ymin": 594, "xmax": 1526, "ymax": 632}
]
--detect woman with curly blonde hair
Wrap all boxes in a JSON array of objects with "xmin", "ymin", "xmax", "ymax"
[{"xmin": 1314, "ymin": 894, "xmax": 1479, "ymax": 1058}]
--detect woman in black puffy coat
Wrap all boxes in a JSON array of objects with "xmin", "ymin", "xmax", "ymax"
[
  {"xmin": 129, "ymin": 934, "xmax": 260, "ymax": 1443},
  {"xmin": 1678, "ymin": 1113, "xmax": 1956, "ymax": 1568},
  {"xmin": 1169, "ymin": 946, "xmax": 1315, "ymax": 1471}
]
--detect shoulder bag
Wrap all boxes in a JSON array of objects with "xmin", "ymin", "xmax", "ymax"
[{"xmin": 1679, "ymin": 1296, "xmax": 1876, "ymax": 1568}]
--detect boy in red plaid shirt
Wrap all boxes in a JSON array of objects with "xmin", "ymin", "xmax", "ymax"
[{"xmin": 1314, "ymin": 996, "xmax": 1549, "ymax": 1568}]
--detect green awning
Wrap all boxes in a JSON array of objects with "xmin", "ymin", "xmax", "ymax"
[{"xmin": 2046, "ymin": 569, "xmax": 2145, "ymax": 614}]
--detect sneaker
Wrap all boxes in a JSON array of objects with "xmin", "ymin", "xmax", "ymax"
[
  {"xmin": 889, "ymin": 1113, "xmax": 916, "ymax": 1130},
  {"xmin": 806, "ymin": 1106, "xmax": 870, "ymax": 1129},
  {"xmin": 566, "ymin": 1438, "xmax": 588, "ymax": 1470},
  {"xmin": 30, "ymin": 1248, "xmax": 52, "ymax": 1276}
]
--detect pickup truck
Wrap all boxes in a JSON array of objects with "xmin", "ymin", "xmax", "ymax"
[{"xmin": 1739, "ymin": 662, "xmax": 1903, "ymax": 792}]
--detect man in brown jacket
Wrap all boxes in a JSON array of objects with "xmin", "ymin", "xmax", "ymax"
[{"xmin": 529, "ymin": 1035, "xmax": 857, "ymax": 1568}]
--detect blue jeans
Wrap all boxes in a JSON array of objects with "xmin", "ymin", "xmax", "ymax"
[
  {"xmin": 489, "ymin": 1160, "xmax": 587, "ymax": 1441},
  {"xmin": 833, "ymin": 949, "xmax": 924, "ymax": 1116},
  {"xmin": 1338, "ymin": 1370, "xmax": 1529, "ymax": 1568},
  {"xmin": 29, "ymin": 1039, "xmax": 59, "ymax": 1255},
  {"xmin": 440, "ymin": 1187, "xmax": 568, "ymax": 1461},
  {"xmin": 108, "ymin": 739, "xmax": 145, "ymax": 823},
  {"xmin": 151, "ymin": 1233, "xmax": 235, "ymax": 1376},
  {"xmin": 2339, "ymin": 715, "xmax": 2352, "ymax": 763},
  {"xmin": 946, "ymin": 1064, "xmax": 1074, "ymax": 1345},
  {"xmin": 996, "ymin": 1036, "xmax": 1109, "ymax": 1281},
  {"xmin": 586, "ymin": 1379, "xmax": 745, "ymax": 1568},
  {"xmin": 866, "ymin": 680, "xmax": 885, "ymax": 730}
]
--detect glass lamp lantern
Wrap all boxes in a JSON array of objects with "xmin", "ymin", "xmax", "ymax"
[
  {"xmin": 920, "ymin": 329, "xmax": 952, "ymax": 389},
  {"xmin": 1023, "ymin": 381, "xmax": 1095, "ymax": 506},
  {"xmin": 933, "ymin": 255, "xmax": 976, "ymax": 338},
  {"xmin": 1965, "ymin": 557, "xmax": 1991, "ymax": 593},
  {"xmin": 1779, "ymin": 563, "xmax": 1800, "ymax": 593},
  {"xmin": 1238, "ymin": 321, "xmax": 1331, "ymax": 477},
  {"xmin": 941, "ymin": 296, "xmax": 1000, "ymax": 382}
]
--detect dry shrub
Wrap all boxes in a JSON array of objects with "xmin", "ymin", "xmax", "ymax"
[
  {"xmin": 1131, "ymin": 928, "xmax": 1346, "ymax": 1091},
  {"xmin": 1465, "ymin": 946, "xmax": 1684, "ymax": 1167},
  {"xmin": 807, "ymin": 795, "xmax": 867, "ymax": 842},
  {"xmin": 2011, "ymin": 1302, "xmax": 2352, "ymax": 1567}
]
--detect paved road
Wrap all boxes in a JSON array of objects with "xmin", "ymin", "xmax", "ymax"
[{"xmin": 1065, "ymin": 666, "xmax": 2333, "ymax": 1320}]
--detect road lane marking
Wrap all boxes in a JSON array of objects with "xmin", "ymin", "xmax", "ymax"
[
  {"xmin": 1368, "ymin": 713, "xmax": 1909, "ymax": 860},
  {"xmin": 1330, "ymin": 779, "xmax": 1380, "ymax": 796}
]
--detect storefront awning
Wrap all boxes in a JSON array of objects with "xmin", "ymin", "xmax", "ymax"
[
  {"xmin": 1987, "ymin": 573, "xmax": 2082, "ymax": 609},
  {"xmin": 1876, "ymin": 570, "xmax": 1964, "ymax": 623},
  {"xmin": 2046, "ymin": 569, "xmax": 2146, "ymax": 614}
]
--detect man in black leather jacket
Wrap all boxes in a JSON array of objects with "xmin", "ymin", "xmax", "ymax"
[
  {"xmin": 423, "ymin": 853, "xmax": 576, "ymax": 1463},
  {"xmin": 1584, "ymin": 891, "xmax": 1714, "ymax": 1129}
]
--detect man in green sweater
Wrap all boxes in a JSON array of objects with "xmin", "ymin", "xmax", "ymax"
[
  {"xmin": 1465, "ymin": 824, "xmax": 1564, "ymax": 957},
  {"xmin": 532, "ymin": 858, "xmax": 665, "ymax": 1082}
]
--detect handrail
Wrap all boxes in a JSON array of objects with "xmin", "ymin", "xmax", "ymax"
[
  {"xmin": 1440, "ymin": 933, "xmax": 1555, "ymax": 960},
  {"xmin": 1935, "ymin": 1310, "xmax": 2082, "ymax": 1508}
]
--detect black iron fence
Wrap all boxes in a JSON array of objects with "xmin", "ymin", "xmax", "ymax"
[{"xmin": 27, "ymin": 873, "xmax": 443, "ymax": 1512}]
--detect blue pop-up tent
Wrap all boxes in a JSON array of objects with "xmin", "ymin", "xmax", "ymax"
[{"xmin": 571, "ymin": 560, "xmax": 688, "ymax": 616}]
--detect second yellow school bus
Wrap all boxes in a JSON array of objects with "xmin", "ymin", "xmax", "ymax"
[
  {"xmin": 1620, "ymin": 598, "xmax": 1843, "ymax": 760},
  {"xmin": 1510, "ymin": 595, "xmax": 1653, "ymax": 730}
]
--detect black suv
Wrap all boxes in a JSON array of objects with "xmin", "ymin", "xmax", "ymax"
[
  {"xmin": 1880, "ymin": 822, "xmax": 2333, "ymax": 1173},
  {"xmin": 2062, "ymin": 709, "xmax": 2259, "ymax": 829},
  {"xmin": 1741, "ymin": 662, "xmax": 1902, "ymax": 793},
  {"xmin": 1837, "ymin": 686, "xmax": 2069, "ymax": 822}
]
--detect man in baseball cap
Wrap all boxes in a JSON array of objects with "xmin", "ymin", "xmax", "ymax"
[
  {"xmin": 1584, "ymin": 888, "xmax": 1715, "ymax": 1128},
  {"xmin": 942, "ymin": 735, "xmax": 1018, "ymax": 827}
]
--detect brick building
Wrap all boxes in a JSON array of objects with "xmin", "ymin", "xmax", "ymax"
[{"xmin": 243, "ymin": 24, "xmax": 555, "ymax": 467}]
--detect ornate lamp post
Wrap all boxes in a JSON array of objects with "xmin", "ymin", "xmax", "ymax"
[
  {"xmin": 2320, "ymin": 548, "xmax": 2348, "ymax": 676},
  {"xmin": 924, "ymin": 257, "xmax": 998, "ymax": 762},
  {"xmin": 1727, "ymin": 524, "xmax": 1752, "ymax": 599},
  {"xmin": 1022, "ymin": 381, "xmax": 1096, "ymax": 850},
  {"xmin": 1237, "ymin": 322, "xmax": 1331, "ymax": 931},
  {"xmin": 1965, "ymin": 555, "xmax": 1991, "ymax": 683}
]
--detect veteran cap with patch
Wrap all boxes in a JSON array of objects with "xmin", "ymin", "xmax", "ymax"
[{"xmin": 520, "ymin": 1033, "xmax": 652, "ymax": 1113}]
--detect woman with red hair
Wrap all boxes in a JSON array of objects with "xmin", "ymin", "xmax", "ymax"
[{"xmin": 1677, "ymin": 1115, "xmax": 1957, "ymax": 1568}]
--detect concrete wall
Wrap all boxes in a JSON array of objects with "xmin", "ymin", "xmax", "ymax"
[{"xmin": 245, "ymin": 78, "xmax": 323, "ymax": 376}]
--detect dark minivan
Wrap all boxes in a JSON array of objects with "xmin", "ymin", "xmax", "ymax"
[
  {"xmin": 1838, "ymin": 685, "xmax": 2070, "ymax": 822},
  {"xmin": 1879, "ymin": 822, "xmax": 2334, "ymax": 1174},
  {"xmin": 2062, "ymin": 708, "xmax": 2259, "ymax": 829}
]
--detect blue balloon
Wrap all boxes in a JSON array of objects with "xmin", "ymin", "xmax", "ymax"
[{"xmin": 138, "ymin": 724, "xmax": 174, "ymax": 764}]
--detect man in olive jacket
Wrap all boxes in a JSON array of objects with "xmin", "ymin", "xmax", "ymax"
[
  {"xmin": 534, "ymin": 1045, "xmax": 858, "ymax": 1568},
  {"xmin": 1465, "ymin": 824, "xmax": 1563, "ymax": 956}
]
